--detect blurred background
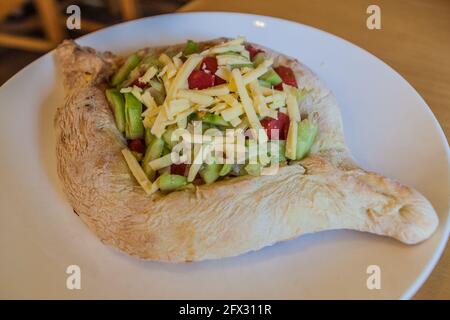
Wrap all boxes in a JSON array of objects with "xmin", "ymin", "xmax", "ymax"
[{"xmin": 0, "ymin": 0, "xmax": 188, "ymax": 84}]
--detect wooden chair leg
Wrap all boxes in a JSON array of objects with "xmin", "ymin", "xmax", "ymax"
[
  {"xmin": 35, "ymin": 0, "xmax": 64, "ymax": 44},
  {"xmin": 119, "ymin": 0, "xmax": 138, "ymax": 20}
]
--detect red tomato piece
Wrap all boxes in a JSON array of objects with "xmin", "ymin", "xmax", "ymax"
[
  {"xmin": 246, "ymin": 45, "xmax": 264, "ymax": 61},
  {"xmin": 201, "ymin": 56, "xmax": 218, "ymax": 74},
  {"xmin": 188, "ymin": 70, "xmax": 215, "ymax": 89},
  {"xmin": 260, "ymin": 112, "xmax": 290, "ymax": 140},
  {"xmin": 132, "ymin": 79, "xmax": 147, "ymax": 89},
  {"xmin": 128, "ymin": 139, "xmax": 145, "ymax": 154},
  {"xmin": 170, "ymin": 163, "xmax": 188, "ymax": 176},
  {"xmin": 273, "ymin": 66, "xmax": 298, "ymax": 90},
  {"xmin": 214, "ymin": 76, "xmax": 226, "ymax": 85}
]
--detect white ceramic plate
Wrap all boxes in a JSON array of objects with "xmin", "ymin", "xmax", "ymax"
[{"xmin": 0, "ymin": 12, "xmax": 449, "ymax": 299}]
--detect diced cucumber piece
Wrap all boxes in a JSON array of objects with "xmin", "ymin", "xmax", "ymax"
[
  {"xmin": 111, "ymin": 54, "xmax": 141, "ymax": 87},
  {"xmin": 219, "ymin": 163, "xmax": 233, "ymax": 176},
  {"xmin": 245, "ymin": 163, "xmax": 262, "ymax": 176},
  {"xmin": 202, "ymin": 114, "xmax": 230, "ymax": 127},
  {"xmin": 201, "ymin": 122, "xmax": 212, "ymax": 133},
  {"xmin": 162, "ymin": 125, "xmax": 178, "ymax": 148},
  {"xmin": 258, "ymin": 79, "xmax": 272, "ymax": 88},
  {"xmin": 148, "ymin": 87, "xmax": 165, "ymax": 106},
  {"xmin": 105, "ymin": 89, "xmax": 126, "ymax": 133},
  {"xmin": 217, "ymin": 53, "xmax": 251, "ymax": 66},
  {"xmin": 141, "ymin": 54, "xmax": 162, "ymax": 67},
  {"xmin": 142, "ymin": 136, "xmax": 164, "ymax": 180},
  {"xmin": 159, "ymin": 174, "xmax": 188, "ymax": 192},
  {"xmin": 296, "ymin": 119, "xmax": 318, "ymax": 160},
  {"xmin": 253, "ymin": 52, "xmax": 265, "ymax": 66},
  {"xmin": 144, "ymin": 127, "xmax": 154, "ymax": 146},
  {"xmin": 182, "ymin": 40, "xmax": 199, "ymax": 56},
  {"xmin": 260, "ymin": 68, "xmax": 282, "ymax": 86},
  {"xmin": 162, "ymin": 145, "xmax": 172, "ymax": 155},
  {"xmin": 230, "ymin": 63, "xmax": 254, "ymax": 69},
  {"xmin": 124, "ymin": 93, "xmax": 144, "ymax": 140},
  {"xmin": 269, "ymin": 140, "xmax": 287, "ymax": 163},
  {"xmin": 199, "ymin": 163, "xmax": 222, "ymax": 184},
  {"xmin": 149, "ymin": 79, "xmax": 164, "ymax": 92}
]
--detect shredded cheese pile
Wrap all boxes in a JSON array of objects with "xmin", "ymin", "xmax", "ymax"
[{"xmin": 119, "ymin": 37, "xmax": 303, "ymax": 194}]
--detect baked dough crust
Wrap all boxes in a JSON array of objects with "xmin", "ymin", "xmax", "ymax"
[{"xmin": 54, "ymin": 39, "xmax": 438, "ymax": 262}]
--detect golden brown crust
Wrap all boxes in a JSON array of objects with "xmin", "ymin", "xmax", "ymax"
[{"xmin": 54, "ymin": 39, "xmax": 438, "ymax": 262}]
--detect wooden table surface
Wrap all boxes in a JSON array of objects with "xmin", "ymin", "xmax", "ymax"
[{"xmin": 180, "ymin": 0, "xmax": 450, "ymax": 299}]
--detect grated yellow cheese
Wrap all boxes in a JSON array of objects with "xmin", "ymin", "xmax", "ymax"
[
  {"xmin": 138, "ymin": 66, "xmax": 158, "ymax": 84},
  {"xmin": 221, "ymin": 103, "xmax": 244, "ymax": 121},
  {"xmin": 173, "ymin": 52, "xmax": 183, "ymax": 69},
  {"xmin": 229, "ymin": 117, "xmax": 242, "ymax": 127},
  {"xmin": 187, "ymin": 143, "xmax": 210, "ymax": 182},
  {"xmin": 149, "ymin": 153, "xmax": 174, "ymax": 170},
  {"xmin": 177, "ymin": 89, "xmax": 214, "ymax": 106},
  {"xmin": 248, "ymin": 80, "xmax": 271, "ymax": 118},
  {"xmin": 159, "ymin": 53, "xmax": 177, "ymax": 78},
  {"xmin": 141, "ymin": 90, "xmax": 157, "ymax": 110},
  {"xmin": 202, "ymin": 44, "xmax": 246, "ymax": 55},
  {"xmin": 285, "ymin": 84, "xmax": 300, "ymax": 122},
  {"xmin": 231, "ymin": 68, "xmax": 267, "ymax": 141},
  {"xmin": 151, "ymin": 103, "xmax": 168, "ymax": 137},
  {"xmin": 210, "ymin": 102, "xmax": 228, "ymax": 114},
  {"xmin": 166, "ymin": 54, "xmax": 203, "ymax": 102},
  {"xmin": 198, "ymin": 84, "xmax": 230, "ymax": 96},
  {"xmin": 218, "ymin": 94, "xmax": 238, "ymax": 107},
  {"xmin": 167, "ymin": 99, "xmax": 191, "ymax": 119},
  {"xmin": 242, "ymin": 59, "xmax": 273, "ymax": 84},
  {"xmin": 201, "ymin": 37, "xmax": 245, "ymax": 56},
  {"xmin": 217, "ymin": 54, "xmax": 251, "ymax": 66},
  {"xmin": 119, "ymin": 87, "xmax": 133, "ymax": 93},
  {"xmin": 285, "ymin": 120, "xmax": 298, "ymax": 160},
  {"xmin": 215, "ymin": 67, "xmax": 231, "ymax": 81},
  {"xmin": 158, "ymin": 65, "xmax": 168, "ymax": 78},
  {"xmin": 121, "ymin": 149, "xmax": 154, "ymax": 194}
]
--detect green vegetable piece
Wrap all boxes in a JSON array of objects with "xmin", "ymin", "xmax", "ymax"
[
  {"xmin": 142, "ymin": 136, "xmax": 164, "ymax": 180},
  {"xmin": 111, "ymin": 54, "xmax": 141, "ymax": 87},
  {"xmin": 105, "ymin": 89, "xmax": 126, "ymax": 133},
  {"xmin": 182, "ymin": 40, "xmax": 199, "ymax": 56},
  {"xmin": 141, "ymin": 54, "xmax": 162, "ymax": 67},
  {"xmin": 260, "ymin": 68, "xmax": 282, "ymax": 86},
  {"xmin": 253, "ymin": 52, "xmax": 266, "ymax": 67},
  {"xmin": 124, "ymin": 93, "xmax": 144, "ymax": 140},
  {"xmin": 162, "ymin": 145, "xmax": 172, "ymax": 155},
  {"xmin": 149, "ymin": 79, "xmax": 164, "ymax": 92},
  {"xmin": 219, "ymin": 163, "xmax": 233, "ymax": 176},
  {"xmin": 159, "ymin": 174, "xmax": 188, "ymax": 192},
  {"xmin": 162, "ymin": 125, "xmax": 178, "ymax": 148},
  {"xmin": 148, "ymin": 87, "xmax": 165, "ymax": 106},
  {"xmin": 199, "ymin": 163, "xmax": 222, "ymax": 184},
  {"xmin": 202, "ymin": 113, "xmax": 230, "ymax": 127},
  {"xmin": 144, "ymin": 130, "xmax": 156, "ymax": 149},
  {"xmin": 296, "ymin": 119, "xmax": 318, "ymax": 160},
  {"xmin": 297, "ymin": 88, "xmax": 308, "ymax": 102},
  {"xmin": 230, "ymin": 63, "xmax": 255, "ymax": 69},
  {"xmin": 119, "ymin": 54, "xmax": 162, "ymax": 88},
  {"xmin": 258, "ymin": 79, "xmax": 272, "ymax": 88},
  {"xmin": 201, "ymin": 122, "xmax": 212, "ymax": 132},
  {"xmin": 269, "ymin": 140, "xmax": 287, "ymax": 163},
  {"xmin": 187, "ymin": 112, "xmax": 200, "ymax": 122},
  {"xmin": 245, "ymin": 163, "xmax": 262, "ymax": 176}
]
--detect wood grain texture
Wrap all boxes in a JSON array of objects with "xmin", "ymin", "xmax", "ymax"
[{"xmin": 179, "ymin": 0, "xmax": 450, "ymax": 299}]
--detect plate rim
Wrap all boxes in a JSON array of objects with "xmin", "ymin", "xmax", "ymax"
[{"xmin": 1, "ymin": 11, "xmax": 449, "ymax": 299}]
